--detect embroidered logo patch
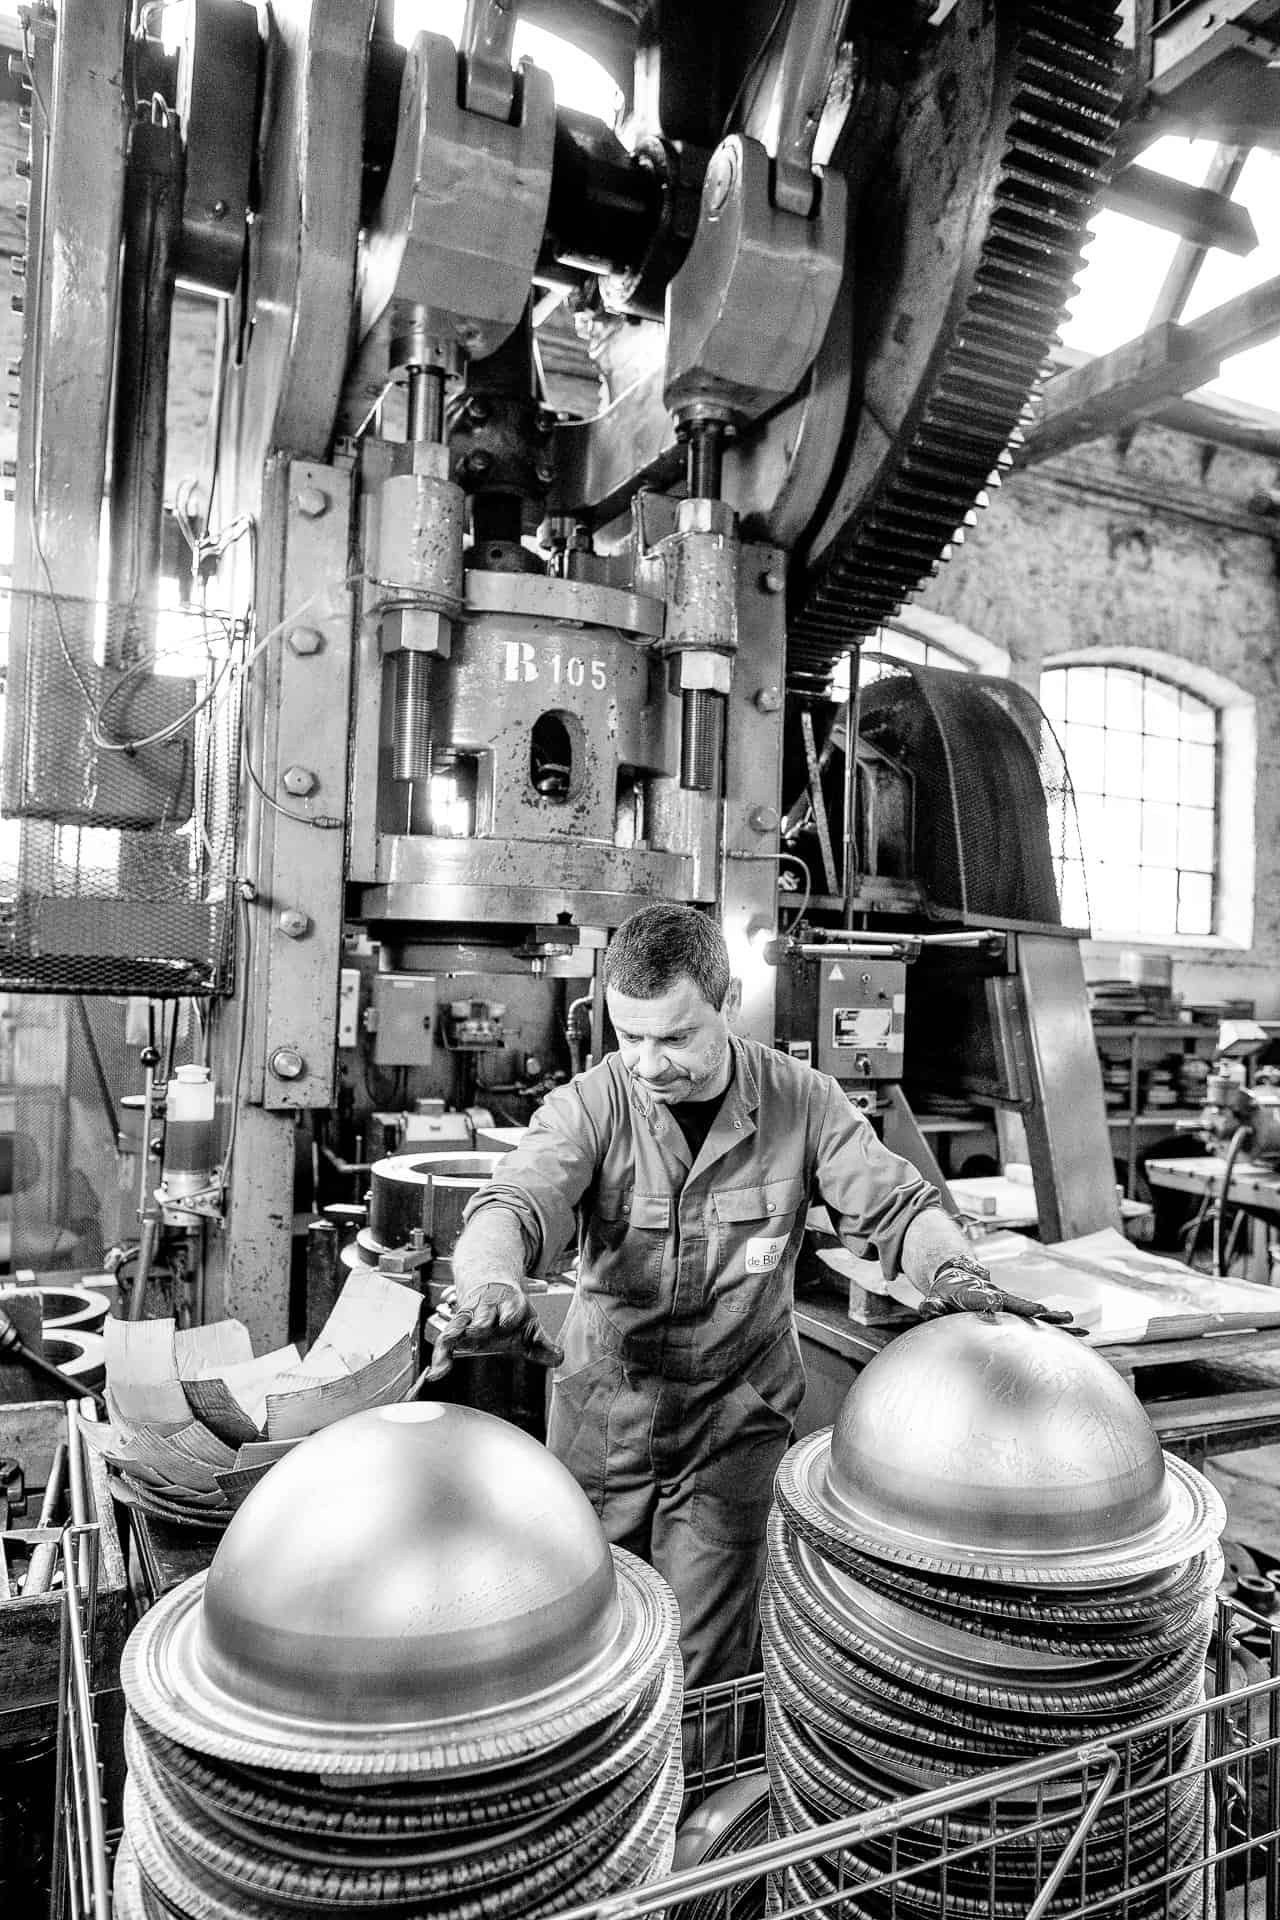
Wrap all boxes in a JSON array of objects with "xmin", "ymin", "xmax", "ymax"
[{"xmin": 745, "ymin": 1234, "xmax": 788, "ymax": 1273}]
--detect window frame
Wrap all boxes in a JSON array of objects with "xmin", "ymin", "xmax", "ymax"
[{"xmin": 1039, "ymin": 646, "xmax": 1254, "ymax": 951}]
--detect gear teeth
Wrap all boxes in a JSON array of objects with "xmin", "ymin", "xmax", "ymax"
[{"xmin": 789, "ymin": 2, "xmax": 1122, "ymax": 675}]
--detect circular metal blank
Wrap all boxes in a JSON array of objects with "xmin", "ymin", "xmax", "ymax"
[
  {"xmin": 776, "ymin": 1427, "xmax": 1224, "ymax": 1585},
  {"xmin": 124, "ymin": 1543, "xmax": 678, "ymax": 1776}
]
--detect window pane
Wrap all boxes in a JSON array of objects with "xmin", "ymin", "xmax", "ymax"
[
  {"xmin": 1143, "ymin": 733, "xmax": 1179, "ymax": 803},
  {"xmin": 1066, "ymin": 671, "xmax": 1105, "ymax": 725},
  {"xmin": 1138, "ymin": 866, "xmax": 1177, "ymax": 937},
  {"xmin": 1063, "ymin": 722, "xmax": 1105, "ymax": 794},
  {"xmin": 1106, "ymin": 667, "xmax": 1144, "ymax": 731},
  {"xmin": 1178, "ymin": 806, "xmax": 1214, "ymax": 871},
  {"xmin": 1177, "ymin": 870, "xmax": 1213, "ymax": 936},
  {"xmin": 1104, "ymin": 796, "xmax": 1142, "ymax": 863},
  {"xmin": 1095, "ymin": 863, "xmax": 1139, "ymax": 929},
  {"xmin": 1179, "ymin": 691, "xmax": 1216, "ymax": 745},
  {"xmin": 1141, "ymin": 801, "xmax": 1178, "ymax": 866},
  {"xmin": 1144, "ymin": 675, "xmax": 1181, "ymax": 736},
  {"xmin": 1179, "ymin": 741, "xmax": 1215, "ymax": 808},
  {"xmin": 1104, "ymin": 728, "xmax": 1144, "ymax": 800},
  {"xmin": 1059, "ymin": 860, "xmax": 1089, "ymax": 927}
]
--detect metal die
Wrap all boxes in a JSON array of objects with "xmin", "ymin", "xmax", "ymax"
[
  {"xmin": 370, "ymin": 972, "xmax": 438, "ymax": 1067},
  {"xmin": 374, "ymin": 440, "xmax": 465, "ymax": 659}
]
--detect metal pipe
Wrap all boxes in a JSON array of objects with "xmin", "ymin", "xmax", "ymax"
[
  {"xmin": 842, "ymin": 645, "xmax": 863, "ymax": 926},
  {"xmin": 21, "ymin": 1438, "xmax": 67, "ymax": 1596},
  {"xmin": 107, "ymin": 110, "xmax": 183, "ymax": 659}
]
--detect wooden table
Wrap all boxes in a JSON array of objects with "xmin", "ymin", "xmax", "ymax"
[{"xmin": 795, "ymin": 1288, "xmax": 1280, "ymax": 1472}]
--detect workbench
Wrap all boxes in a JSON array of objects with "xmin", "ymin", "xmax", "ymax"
[
  {"xmin": 1144, "ymin": 1154, "xmax": 1280, "ymax": 1285},
  {"xmin": 795, "ymin": 1287, "xmax": 1280, "ymax": 1472}
]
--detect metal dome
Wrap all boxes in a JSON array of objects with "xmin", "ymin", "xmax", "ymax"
[
  {"xmin": 122, "ymin": 1401, "xmax": 679, "ymax": 1773},
  {"xmin": 775, "ymin": 1313, "xmax": 1224, "ymax": 1583}
]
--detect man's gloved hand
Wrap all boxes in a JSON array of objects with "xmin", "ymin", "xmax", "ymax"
[
  {"xmin": 920, "ymin": 1256, "xmax": 1086, "ymax": 1336},
  {"xmin": 425, "ymin": 1280, "xmax": 566, "ymax": 1382}
]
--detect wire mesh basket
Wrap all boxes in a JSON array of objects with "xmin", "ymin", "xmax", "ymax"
[
  {"xmin": 0, "ymin": 589, "xmax": 240, "ymax": 996},
  {"xmin": 541, "ymin": 1595, "xmax": 1280, "ymax": 1920},
  {"xmin": 50, "ymin": 1523, "xmax": 111, "ymax": 1920}
]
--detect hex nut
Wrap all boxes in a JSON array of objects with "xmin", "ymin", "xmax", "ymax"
[
  {"xmin": 278, "ymin": 909, "xmax": 311, "ymax": 939},
  {"xmin": 754, "ymin": 684, "xmax": 783, "ymax": 713},
  {"xmin": 269, "ymin": 1046, "xmax": 306, "ymax": 1081},
  {"xmin": 281, "ymin": 765, "xmax": 317, "ymax": 797},
  {"xmin": 748, "ymin": 805, "xmax": 781, "ymax": 834},
  {"xmin": 287, "ymin": 626, "xmax": 324, "ymax": 656},
  {"xmin": 295, "ymin": 486, "xmax": 329, "ymax": 518}
]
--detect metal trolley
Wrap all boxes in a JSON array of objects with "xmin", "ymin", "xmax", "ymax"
[{"xmin": 548, "ymin": 1596, "xmax": 1280, "ymax": 1920}]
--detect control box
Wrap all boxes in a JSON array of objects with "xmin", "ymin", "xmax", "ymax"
[
  {"xmin": 816, "ymin": 958, "xmax": 905, "ymax": 1082},
  {"xmin": 369, "ymin": 973, "xmax": 437, "ymax": 1066}
]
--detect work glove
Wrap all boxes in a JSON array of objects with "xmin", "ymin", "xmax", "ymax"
[
  {"xmin": 425, "ymin": 1279, "xmax": 565, "ymax": 1381},
  {"xmin": 920, "ymin": 1256, "xmax": 1086, "ymax": 1335}
]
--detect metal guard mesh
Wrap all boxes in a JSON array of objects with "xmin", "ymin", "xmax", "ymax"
[
  {"xmin": 0, "ymin": 590, "xmax": 239, "ymax": 996},
  {"xmin": 857, "ymin": 663, "xmax": 1088, "ymax": 927}
]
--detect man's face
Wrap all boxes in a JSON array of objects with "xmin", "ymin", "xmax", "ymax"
[{"xmin": 606, "ymin": 974, "xmax": 740, "ymax": 1104}]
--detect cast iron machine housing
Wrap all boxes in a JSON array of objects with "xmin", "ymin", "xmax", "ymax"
[{"xmin": 3, "ymin": 0, "xmax": 1128, "ymax": 1341}]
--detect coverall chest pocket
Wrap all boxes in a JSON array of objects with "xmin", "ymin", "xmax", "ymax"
[
  {"xmin": 712, "ymin": 1178, "xmax": 805, "ymax": 1315},
  {"xmin": 583, "ymin": 1187, "xmax": 671, "ymax": 1305}
]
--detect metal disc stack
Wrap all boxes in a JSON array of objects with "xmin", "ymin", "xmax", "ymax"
[
  {"xmin": 766, "ymin": 1313, "xmax": 1227, "ymax": 1920},
  {"xmin": 114, "ymin": 1401, "xmax": 684, "ymax": 1919}
]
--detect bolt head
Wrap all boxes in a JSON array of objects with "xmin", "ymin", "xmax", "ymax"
[
  {"xmin": 268, "ymin": 1046, "xmax": 306, "ymax": 1081},
  {"xmin": 295, "ymin": 485, "xmax": 329, "ymax": 518},
  {"xmin": 748, "ymin": 804, "xmax": 780, "ymax": 835},
  {"xmin": 278, "ymin": 909, "xmax": 311, "ymax": 939},
  {"xmin": 281, "ymin": 764, "xmax": 317, "ymax": 797},
  {"xmin": 754, "ymin": 684, "xmax": 783, "ymax": 714},
  {"xmin": 286, "ymin": 625, "xmax": 324, "ymax": 656},
  {"xmin": 760, "ymin": 568, "xmax": 785, "ymax": 594},
  {"xmin": 463, "ymin": 450, "xmax": 493, "ymax": 478}
]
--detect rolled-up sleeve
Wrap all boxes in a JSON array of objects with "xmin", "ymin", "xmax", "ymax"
[
  {"xmin": 461, "ymin": 1082, "xmax": 603, "ymax": 1276},
  {"xmin": 812, "ymin": 1077, "xmax": 942, "ymax": 1279}
]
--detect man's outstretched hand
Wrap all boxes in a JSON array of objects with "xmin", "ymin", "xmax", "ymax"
[
  {"xmin": 425, "ymin": 1280, "xmax": 566, "ymax": 1381},
  {"xmin": 920, "ymin": 1260, "xmax": 1087, "ymax": 1336}
]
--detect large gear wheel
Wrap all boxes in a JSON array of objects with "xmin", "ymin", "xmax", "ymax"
[{"xmin": 786, "ymin": 0, "xmax": 1123, "ymax": 688}]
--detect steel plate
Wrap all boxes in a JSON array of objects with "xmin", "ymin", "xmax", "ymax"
[{"xmin": 122, "ymin": 1547, "xmax": 679, "ymax": 1777}]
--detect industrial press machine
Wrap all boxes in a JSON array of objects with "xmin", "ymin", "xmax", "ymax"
[{"xmin": 2, "ymin": 0, "xmax": 1132, "ymax": 1346}]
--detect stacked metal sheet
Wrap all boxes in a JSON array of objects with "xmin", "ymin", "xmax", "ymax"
[
  {"xmin": 765, "ymin": 1313, "xmax": 1227, "ymax": 1920},
  {"xmin": 114, "ymin": 1401, "xmax": 684, "ymax": 1918}
]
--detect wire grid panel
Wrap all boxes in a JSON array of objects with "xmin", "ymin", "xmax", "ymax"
[
  {"xmin": 856, "ymin": 664, "xmax": 1087, "ymax": 928},
  {"xmin": 0, "ymin": 590, "xmax": 240, "ymax": 995},
  {"xmin": 50, "ymin": 1523, "xmax": 111, "ymax": 1920},
  {"xmin": 546, "ymin": 1598, "xmax": 1280, "ymax": 1920}
]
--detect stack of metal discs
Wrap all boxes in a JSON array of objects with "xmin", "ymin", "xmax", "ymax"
[
  {"xmin": 114, "ymin": 1401, "xmax": 683, "ymax": 1918},
  {"xmin": 766, "ymin": 1313, "xmax": 1227, "ymax": 1920}
]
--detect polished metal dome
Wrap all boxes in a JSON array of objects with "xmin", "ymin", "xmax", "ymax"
[
  {"xmin": 122, "ymin": 1401, "xmax": 679, "ymax": 1772},
  {"xmin": 776, "ymin": 1312, "xmax": 1224, "ymax": 1582}
]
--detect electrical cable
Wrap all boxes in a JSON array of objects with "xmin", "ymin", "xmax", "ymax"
[{"xmin": 1213, "ymin": 1125, "xmax": 1251, "ymax": 1277}]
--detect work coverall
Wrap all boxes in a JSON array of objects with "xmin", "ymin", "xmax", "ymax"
[{"xmin": 462, "ymin": 1033, "xmax": 941, "ymax": 1690}]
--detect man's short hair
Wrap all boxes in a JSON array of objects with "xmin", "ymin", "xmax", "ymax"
[{"xmin": 603, "ymin": 905, "xmax": 731, "ymax": 1010}]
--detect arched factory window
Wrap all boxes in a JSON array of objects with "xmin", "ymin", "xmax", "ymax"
[{"xmin": 1039, "ymin": 653, "xmax": 1254, "ymax": 945}]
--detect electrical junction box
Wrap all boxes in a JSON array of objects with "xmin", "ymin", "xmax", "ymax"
[
  {"xmin": 370, "ymin": 973, "xmax": 437, "ymax": 1066},
  {"xmin": 816, "ymin": 959, "xmax": 906, "ymax": 1084}
]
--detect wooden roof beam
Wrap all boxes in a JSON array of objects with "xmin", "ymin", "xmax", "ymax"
[
  {"xmin": 1022, "ymin": 272, "xmax": 1280, "ymax": 464},
  {"xmin": 1099, "ymin": 164, "xmax": 1257, "ymax": 256}
]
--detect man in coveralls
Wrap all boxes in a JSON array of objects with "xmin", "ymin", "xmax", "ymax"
[{"xmin": 432, "ymin": 905, "xmax": 1069, "ymax": 1692}]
